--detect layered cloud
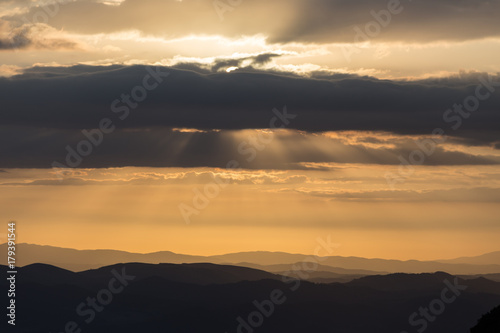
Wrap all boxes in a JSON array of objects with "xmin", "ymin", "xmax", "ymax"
[
  {"xmin": 0, "ymin": 64, "xmax": 499, "ymax": 169},
  {"xmin": 5, "ymin": 0, "xmax": 500, "ymax": 44},
  {"xmin": 0, "ymin": 20, "xmax": 81, "ymax": 51},
  {"xmin": 294, "ymin": 187, "xmax": 500, "ymax": 202},
  {"xmin": 2, "ymin": 0, "xmax": 500, "ymax": 260},
  {"xmin": 2, "ymin": 0, "xmax": 500, "ymax": 80},
  {"xmin": 0, "ymin": 169, "xmax": 310, "ymax": 186},
  {"xmin": 1, "ymin": 125, "xmax": 499, "ymax": 169},
  {"xmin": 1, "ymin": 64, "xmax": 499, "ymax": 136}
]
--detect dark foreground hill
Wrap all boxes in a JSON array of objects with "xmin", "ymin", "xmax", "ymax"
[
  {"xmin": 471, "ymin": 305, "xmax": 500, "ymax": 333},
  {"xmin": 2, "ymin": 263, "xmax": 500, "ymax": 333}
]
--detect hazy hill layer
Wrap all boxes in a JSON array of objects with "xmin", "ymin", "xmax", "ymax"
[{"xmin": 2, "ymin": 243, "xmax": 500, "ymax": 275}]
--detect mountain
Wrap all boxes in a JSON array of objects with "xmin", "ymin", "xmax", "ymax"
[
  {"xmin": 6, "ymin": 262, "xmax": 281, "ymax": 287},
  {"xmin": 460, "ymin": 273, "xmax": 500, "ymax": 283},
  {"xmin": 0, "ymin": 243, "xmax": 208, "ymax": 271},
  {"xmin": 317, "ymin": 256, "xmax": 500, "ymax": 275},
  {"xmin": 3, "ymin": 243, "xmax": 500, "ymax": 275},
  {"xmin": 348, "ymin": 272, "xmax": 500, "ymax": 294},
  {"xmin": 234, "ymin": 262, "xmax": 384, "ymax": 283},
  {"xmin": 2, "ymin": 263, "xmax": 500, "ymax": 333},
  {"xmin": 437, "ymin": 251, "xmax": 500, "ymax": 266},
  {"xmin": 78, "ymin": 262, "xmax": 282, "ymax": 286},
  {"xmin": 470, "ymin": 304, "xmax": 500, "ymax": 332},
  {"xmin": 233, "ymin": 262, "xmax": 386, "ymax": 275}
]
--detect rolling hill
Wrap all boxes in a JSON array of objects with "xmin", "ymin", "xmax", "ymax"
[
  {"xmin": 2, "ymin": 243, "xmax": 499, "ymax": 275},
  {"xmin": 2, "ymin": 263, "xmax": 500, "ymax": 333}
]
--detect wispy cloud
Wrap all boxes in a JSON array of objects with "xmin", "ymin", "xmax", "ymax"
[{"xmin": 0, "ymin": 21, "xmax": 82, "ymax": 51}]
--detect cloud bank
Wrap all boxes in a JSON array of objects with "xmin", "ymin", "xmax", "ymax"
[
  {"xmin": 6, "ymin": 0, "xmax": 500, "ymax": 44},
  {"xmin": 1, "ymin": 65, "xmax": 499, "ymax": 135}
]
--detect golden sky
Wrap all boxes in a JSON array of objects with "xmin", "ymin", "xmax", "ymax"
[
  {"xmin": 1, "ymin": 0, "xmax": 500, "ymax": 260},
  {"xmin": 1, "ymin": 131, "xmax": 500, "ymax": 260}
]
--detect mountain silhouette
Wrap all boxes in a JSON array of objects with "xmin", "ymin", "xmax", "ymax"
[
  {"xmin": 470, "ymin": 304, "xmax": 500, "ymax": 332},
  {"xmin": 437, "ymin": 251, "xmax": 500, "ymax": 265},
  {"xmin": 3, "ymin": 262, "xmax": 500, "ymax": 333},
  {"xmin": 3, "ymin": 243, "xmax": 500, "ymax": 275}
]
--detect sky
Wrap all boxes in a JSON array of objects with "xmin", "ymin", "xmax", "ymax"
[{"xmin": 0, "ymin": 0, "xmax": 499, "ymax": 260}]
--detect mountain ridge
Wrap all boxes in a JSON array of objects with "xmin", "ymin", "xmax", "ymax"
[
  {"xmin": 2, "ymin": 262, "xmax": 500, "ymax": 333},
  {"xmin": 2, "ymin": 243, "xmax": 500, "ymax": 275}
]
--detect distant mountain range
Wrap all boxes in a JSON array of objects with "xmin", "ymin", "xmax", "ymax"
[
  {"xmin": 2, "ymin": 243, "xmax": 499, "ymax": 275},
  {"xmin": 2, "ymin": 262, "xmax": 499, "ymax": 333},
  {"xmin": 437, "ymin": 251, "xmax": 500, "ymax": 265}
]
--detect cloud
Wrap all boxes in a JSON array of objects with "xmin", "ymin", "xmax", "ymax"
[
  {"xmin": 295, "ymin": 187, "xmax": 500, "ymax": 202},
  {"xmin": 265, "ymin": 0, "xmax": 500, "ymax": 44},
  {"xmin": 0, "ymin": 64, "xmax": 21, "ymax": 76},
  {"xmin": 6, "ymin": 0, "xmax": 500, "ymax": 44},
  {"xmin": 210, "ymin": 53, "xmax": 282, "ymax": 72},
  {"xmin": 0, "ymin": 125, "xmax": 499, "ymax": 169},
  {"xmin": 1, "ymin": 64, "xmax": 499, "ymax": 169},
  {"xmin": 0, "ymin": 20, "xmax": 30, "ymax": 50},
  {"xmin": 0, "ymin": 170, "xmax": 310, "ymax": 186},
  {"xmin": 0, "ymin": 20, "xmax": 81, "ymax": 50},
  {"xmin": 0, "ymin": 65, "xmax": 499, "ymax": 142}
]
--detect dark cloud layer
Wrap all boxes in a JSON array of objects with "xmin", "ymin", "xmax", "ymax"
[
  {"xmin": 0, "ymin": 125, "xmax": 498, "ymax": 169},
  {"xmin": 1, "ymin": 64, "xmax": 499, "ymax": 168},
  {"xmin": 1, "ymin": 64, "xmax": 499, "ymax": 139},
  {"xmin": 210, "ymin": 53, "xmax": 281, "ymax": 72},
  {"xmin": 266, "ymin": 0, "xmax": 500, "ymax": 44}
]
